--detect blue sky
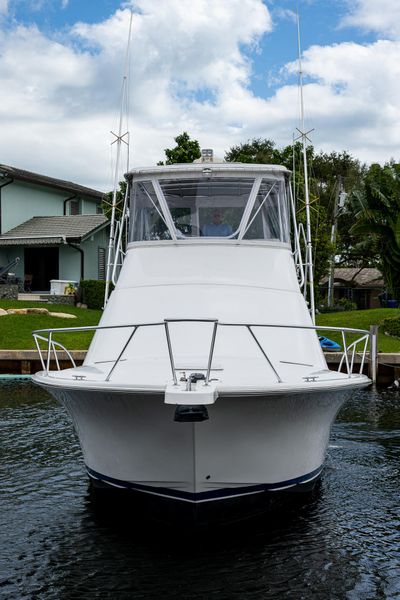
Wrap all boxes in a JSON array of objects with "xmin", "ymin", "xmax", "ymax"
[
  {"xmin": 0, "ymin": 0, "xmax": 399, "ymax": 189},
  {"xmin": 3, "ymin": 0, "xmax": 119, "ymax": 29},
  {"xmin": 256, "ymin": 1, "xmax": 376, "ymax": 95}
]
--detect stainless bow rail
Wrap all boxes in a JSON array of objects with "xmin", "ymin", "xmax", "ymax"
[{"xmin": 32, "ymin": 320, "xmax": 374, "ymax": 383}]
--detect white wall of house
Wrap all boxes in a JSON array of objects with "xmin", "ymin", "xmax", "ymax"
[
  {"xmin": 2, "ymin": 183, "xmax": 64, "ymax": 233},
  {"xmin": 57, "ymin": 228, "xmax": 109, "ymax": 282},
  {"xmin": 68, "ymin": 196, "xmax": 100, "ymax": 217},
  {"xmin": 59, "ymin": 245, "xmax": 80, "ymax": 281},
  {"xmin": 82, "ymin": 228, "xmax": 109, "ymax": 280},
  {"xmin": 0, "ymin": 174, "xmax": 106, "ymax": 287},
  {"xmin": 1, "ymin": 181, "xmax": 101, "ymax": 234}
]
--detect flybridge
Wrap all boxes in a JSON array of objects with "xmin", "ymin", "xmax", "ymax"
[{"xmin": 104, "ymin": 161, "xmax": 304, "ymax": 302}]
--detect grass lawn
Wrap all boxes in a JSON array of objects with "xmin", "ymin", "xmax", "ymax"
[
  {"xmin": 0, "ymin": 300, "xmax": 102, "ymax": 349},
  {"xmin": 1, "ymin": 300, "xmax": 400, "ymax": 353},
  {"xmin": 316, "ymin": 308, "xmax": 400, "ymax": 353}
]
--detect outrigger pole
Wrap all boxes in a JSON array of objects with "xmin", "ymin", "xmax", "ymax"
[
  {"xmin": 104, "ymin": 11, "xmax": 134, "ymax": 307},
  {"xmin": 295, "ymin": 10, "xmax": 316, "ymax": 324}
]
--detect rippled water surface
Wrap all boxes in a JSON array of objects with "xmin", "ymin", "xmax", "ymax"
[{"xmin": 1, "ymin": 381, "xmax": 399, "ymax": 599}]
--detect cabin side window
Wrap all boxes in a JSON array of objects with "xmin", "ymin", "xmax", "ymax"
[
  {"xmin": 129, "ymin": 180, "xmax": 171, "ymax": 241},
  {"xmin": 242, "ymin": 179, "xmax": 290, "ymax": 243}
]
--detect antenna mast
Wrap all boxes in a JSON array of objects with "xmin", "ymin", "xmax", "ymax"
[
  {"xmin": 104, "ymin": 11, "xmax": 133, "ymax": 307},
  {"xmin": 296, "ymin": 10, "xmax": 315, "ymax": 323}
]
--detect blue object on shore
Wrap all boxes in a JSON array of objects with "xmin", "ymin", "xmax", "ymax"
[
  {"xmin": 387, "ymin": 299, "xmax": 398, "ymax": 308},
  {"xmin": 319, "ymin": 336, "xmax": 341, "ymax": 351}
]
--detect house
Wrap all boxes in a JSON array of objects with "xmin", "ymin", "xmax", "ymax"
[
  {"xmin": 320, "ymin": 267, "xmax": 385, "ymax": 309},
  {"xmin": 0, "ymin": 164, "xmax": 109, "ymax": 292}
]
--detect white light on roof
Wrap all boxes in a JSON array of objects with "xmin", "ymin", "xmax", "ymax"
[{"xmin": 201, "ymin": 149, "xmax": 213, "ymax": 163}]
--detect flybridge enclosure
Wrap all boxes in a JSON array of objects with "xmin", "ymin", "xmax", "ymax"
[{"xmin": 125, "ymin": 163, "xmax": 292, "ymax": 244}]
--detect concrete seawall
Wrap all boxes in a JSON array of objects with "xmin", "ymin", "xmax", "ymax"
[
  {"xmin": 0, "ymin": 350, "xmax": 86, "ymax": 376},
  {"xmin": 321, "ymin": 352, "xmax": 400, "ymax": 385},
  {"xmin": 0, "ymin": 350, "xmax": 399, "ymax": 385}
]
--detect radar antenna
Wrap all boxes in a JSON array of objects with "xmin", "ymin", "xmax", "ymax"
[
  {"xmin": 104, "ymin": 10, "xmax": 134, "ymax": 307},
  {"xmin": 294, "ymin": 9, "xmax": 316, "ymax": 323}
]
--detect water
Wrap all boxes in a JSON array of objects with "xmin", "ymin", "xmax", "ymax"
[{"xmin": 0, "ymin": 381, "xmax": 399, "ymax": 599}]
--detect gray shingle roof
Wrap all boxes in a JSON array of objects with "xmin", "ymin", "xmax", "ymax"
[
  {"xmin": 320, "ymin": 268, "xmax": 384, "ymax": 287},
  {"xmin": 0, "ymin": 164, "xmax": 104, "ymax": 199},
  {"xmin": 0, "ymin": 215, "xmax": 109, "ymax": 246}
]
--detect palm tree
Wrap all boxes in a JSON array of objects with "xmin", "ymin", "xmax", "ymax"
[{"xmin": 351, "ymin": 162, "xmax": 400, "ymax": 299}]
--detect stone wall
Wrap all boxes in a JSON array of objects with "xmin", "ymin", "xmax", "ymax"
[
  {"xmin": 0, "ymin": 284, "xmax": 18, "ymax": 300},
  {"xmin": 45, "ymin": 294, "xmax": 75, "ymax": 305}
]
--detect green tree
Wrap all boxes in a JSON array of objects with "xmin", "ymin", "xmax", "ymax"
[
  {"xmin": 351, "ymin": 161, "xmax": 400, "ymax": 299},
  {"xmin": 225, "ymin": 138, "xmax": 333, "ymax": 287},
  {"xmin": 311, "ymin": 150, "xmax": 365, "ymax": 211},
  {"xmin": 225, "ymin": 137, "xmax": 309, "ymax": 170},
  {"xmin": 102, "ymin": 180, "xmax": 127, "ymax": 221},
  {"xmin": 158, "ymin": 132, "xmax": 201, "ymax": 165},
  {"xmin": 225, "ymin": 138, "xmax": 283, "ymax": 164}
]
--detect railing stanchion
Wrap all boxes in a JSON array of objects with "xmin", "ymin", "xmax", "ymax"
[
  {"xmin": 360, "ymin": 335, "xmax": 368, "ymax": 374},
  {"xmin": 33, "ymin": 334, "xmax": 46, "ymax": 372},
  {"xmin": 247, "ymin": 326, "xmax": 282, "ymax": 383},
  {"xmin": 205, "ymin": 321, "xmax": 218, "ymax": 385},
  {"xmin": 341, "ymin": 330, "xmax": 350, "ymax": 376},
  {"xmin": 52, "ymin": 341, "xmax": 60, "ymax": 370},
  {"xmin": 46, "ymin": 332, "xmax": 52, "ymax": 375},
  {"xmin": 105, "ymin": 326, "xmax": 138, "ymax": 382},
  {"xmin": 164, "ymin": 321, "xmax": 178, "ymax": 386}
]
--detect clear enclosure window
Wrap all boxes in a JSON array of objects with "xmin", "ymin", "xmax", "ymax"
[
  {"xmin": 159, "ymin": 178, "xmax": 254, "ymax": 238},
  {"xmin": 129, "ymin": 181, "xmax": 171, "ymax": 241},
  {"xmin": 129, "ymin": 175, "xmax": 290, "ymax": 243},
  {"xmin": 243, "ymin": 179, "xmax": 289, "ymax": 243}
]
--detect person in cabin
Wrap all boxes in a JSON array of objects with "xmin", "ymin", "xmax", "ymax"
[{"xmin": 202, "ymin": 209, "xmax": 233, "ymax": 237}]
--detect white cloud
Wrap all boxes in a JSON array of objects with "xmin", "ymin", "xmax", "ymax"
[
  {"xmin": 0, "ymin": 0, "xmax": 400, "ymax": 193},
  {"xmin": 272, "ymin": 8, "xmax": 297, "ymax": 23},
  {"xmin": 342, "ymin": 0, "xmax": 400, "ymax": 38},
  {"xmin": 284, "ymin": 39, "xmax": 400, "ymax": 161},
  {"xmin": 61, "ymin": 0, "xmax": 69, "ymax": 8},
  {"xmin": 0, "ymin": 0, "xmax": 8, "ymax": 15},
  {"xmin": 0, "ymin": 0, "xmax": 273, "ymax": 189}
]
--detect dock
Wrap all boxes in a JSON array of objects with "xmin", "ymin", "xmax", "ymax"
[
  {"xmin": 322, "ymin": 352, "xmax": 400, "ymax": 386},
  {"xmin": 0, "ymin": 350, "xmax": 86, "ymax": 376}
]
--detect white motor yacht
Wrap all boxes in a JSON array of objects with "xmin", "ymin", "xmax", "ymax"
[{"xmin": 32, "ymin": 159, "xmax": 372, "ymax": 521}]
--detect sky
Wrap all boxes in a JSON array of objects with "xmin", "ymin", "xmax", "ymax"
[{"xmin": 0, "ymin": 0, "xmax": 399, "ymax": 191}]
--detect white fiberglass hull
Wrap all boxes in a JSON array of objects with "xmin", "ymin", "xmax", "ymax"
[
  {"xmin": 32, "ymin": 166, "xmax": 375, "ymax": 524},
  {"xmin": 38, "ymin": 382, "xmax": 355, "ymax": 504}
]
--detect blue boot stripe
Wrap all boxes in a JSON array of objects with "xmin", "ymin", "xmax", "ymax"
[{"xmin": 86, "ymin": 466, "xmax": 323, "ymax": 502}]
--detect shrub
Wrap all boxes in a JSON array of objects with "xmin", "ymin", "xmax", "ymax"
[
  {"xmin": 79, "ymin": 280, "xmax": 114, "ymax": 310},
  {"xmin": 318, "ymin": 297, "xmax": 357, "ymax": 313},
  {"xmin": 336, "ymin": 297, "xmax": 358, "ymax": 311},
  {"xmin": 381, "ymin": 316, "xmax": 400, "ymax": 338}
]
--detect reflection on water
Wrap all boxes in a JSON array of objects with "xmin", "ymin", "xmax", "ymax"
[{"xmin": 0, "ymin": 382, "xmax": 399, "ymax": 599}]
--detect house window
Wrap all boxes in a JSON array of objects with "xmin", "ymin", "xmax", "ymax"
[
  {"xmin": 70, "ymin": 200, "xmax": 80, "ymax": 215},
  {"xmin": 96, "ymin": 203, "xmax": 103, "ymax": 215},
  {"xmin": 98, "ymin": 247, "xmax": 106, "ymax": 280}
]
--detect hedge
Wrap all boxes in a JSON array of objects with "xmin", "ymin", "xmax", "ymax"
[
  {"xmin": 80, "ymin": 280, "xmax": 114, "ymax": 310},
  {"xmin": 381, "ymin": 316, "xmax": 400, "ymax": 338}
]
